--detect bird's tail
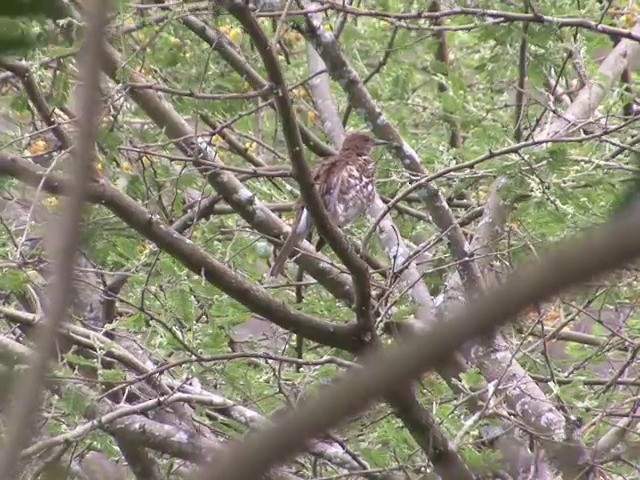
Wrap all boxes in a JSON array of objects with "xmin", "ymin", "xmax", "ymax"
[{"xmin": 269, "ymin": 208, "xmax": 312, "ymax": 277}]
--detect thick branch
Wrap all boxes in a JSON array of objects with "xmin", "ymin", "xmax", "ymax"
[
  {"xmin": 0, "ymin": 153, "xmax": 361, "ymax": 351},
  {"xmin": 98, "ymin": 41, "xmax": 357, "ymax": 304},
  {"xmin": 533, "ymin": 22, "xmax": 640, "ymax": 140},
  {"xmin": 187, "ymin": 183, "xmax": 640, "ymax": 480},
  {"xmin": 0, "ymin": 2, "xmax": 106, "ymax": 477},
  {"xmin": 301, "ymin": 27, "xmax": 467, "ymax": 476},
  {"xmin": 226, "ymin": 2, "xmax": 374, "ymax": 332},
  {"xmin": 301, "ymin": 13, "xmax": 483, "ymax": 292}
]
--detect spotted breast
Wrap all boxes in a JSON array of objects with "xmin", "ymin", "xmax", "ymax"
[{"xmin": 269, "ymin": 132, "xmax": 383, "ymax": 277}]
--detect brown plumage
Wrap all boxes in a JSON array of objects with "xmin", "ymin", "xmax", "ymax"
[{"xmin": 269, "ymin": 132, "xmax": 383, "ymax": 277}]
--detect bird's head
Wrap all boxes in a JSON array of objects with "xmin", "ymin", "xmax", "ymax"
[{"xmin": 341, "ymin": 132, "xmax": 389, "ymax": 156}]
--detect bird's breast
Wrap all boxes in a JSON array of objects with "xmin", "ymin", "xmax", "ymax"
[{"xmin": 322, "ymin": 159, "xmax": 376, "ymax": 226}]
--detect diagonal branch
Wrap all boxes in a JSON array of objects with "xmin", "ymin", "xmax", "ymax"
[
  {"xmin": 303, "ymin": 4, "xmax": 438, "ymax": 321},
  {"xmin": 301, "ymin": 12, "xmax": 483, "ymax": 292},
  {"xmin": 391, "ymin": 180, "xmax": 553, "ymax": 478},
  {"xmin": 180, "ymin": 12, "xmax": 336, "ymax": 158},
  {"xmin": 533, "ymin": 21, "xmax": 640, "ymax": 141},
  {"xmin": 59, "ymin": 0, "xmax": 359, "ymax": 306},
  {"xmin": 225, "ymin": 2, "xmax": 374, "ymax": 333},
  {"xmin": 299, "ymin": 15, "xmax": 594, "ymax": 474},
  {"xmin": 0, "ymin": 2, "xmax": 107, "ymax": 478},
  {"xmin": 306, "ymin": 42, "xmax": 344, "ymax": 147},
  {"xmin": 0, "ymin": 306, "xmax": 396, "ymax": 480},
  {"xmin": 434, "ymin": 180, "xmax": 570, "ymax": 476},
  {"xmin": 98, "ymin": 42, "xmax": 357, "ymax": 304},
  {"xmin": 301, "ymin": 21, "xmax": 471, "ymax": 478},
  {"xmin": 187, "ymin": 189, "xmax": 640, "ymax": 480},
  {"xmin": 0, "ymin": 152, "xmax": 361, "ymax": 352}
]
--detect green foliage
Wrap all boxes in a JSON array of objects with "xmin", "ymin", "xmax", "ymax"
[
  {"xmin": 0, "ymin": 0, "xmax": 67, "ymax": 54},
  {"xmin": 2, "ymin": 0, "xmax": 640, "ymax": 476},
  {"xmin": 59, "ymin": 381, "xmax": 92, "ymax": 414},
  {"xmin": 0, "ymin": 0, "xmax": 64, "ymax": 18},
  {"xmin": 0, "ymin": 267, "xmax": 29, "ymax": 293},
  {"xmin": 459, "ymin": 368, "xmax": 485, "ymax": 390},
  {"xmin": 0, "ymin": 17, "xmax": 42, "ymax": 53}
]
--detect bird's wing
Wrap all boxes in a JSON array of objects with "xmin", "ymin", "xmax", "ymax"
[
  {"xmin": 271, "ymin": 153, "xmax": 357, "ymax": 277},
  {"xmin": 316, "ymin": 154, "xmax": 349, "ymax": 214}
]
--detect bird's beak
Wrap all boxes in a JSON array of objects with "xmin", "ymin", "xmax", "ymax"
[{"xmin": 373, "ymin": 139, "xmax": 391, "ymax": 146}]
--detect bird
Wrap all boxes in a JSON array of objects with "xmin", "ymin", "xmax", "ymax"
[{"xmin": 269, "ymin": 132, "xmax": 387, "ymax": 277}]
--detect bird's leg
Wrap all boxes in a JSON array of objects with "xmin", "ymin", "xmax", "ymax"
[
  {"xmin": 294, "ymin": 228, "xmax": 316, "ymax": 371},
  {"xmin": 295, "ymin": 227, "xmax": 314, "ymax": 303},
  {"xmin": 294, "ymin": 258, "xmax": 306, "ymax": 371}
]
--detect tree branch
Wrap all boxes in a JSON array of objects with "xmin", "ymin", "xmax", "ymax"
[
  {"xmin": 0, "ymin": 153, "xmax": 361, "ymax": 351},
  {"xmin": 225, "ymin": 2, "xmax": 374, "ymax": 333},
  {"xmin": 0, "ymin": 2, "xmax": 107, "ymax": 477},
  {"xmin": 533, "ymin": 22, "xmax": 640, "ymax": 140},
  {"xmin": 301, "ymin": 12, "xmax": 483, "ymax": 292},
  {"xmin": 188, "ymin": 179, "xmax": 640, "ymax": 480}
]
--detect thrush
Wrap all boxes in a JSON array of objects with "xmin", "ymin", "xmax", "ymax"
[{"xmin": 269, "ymin": 132, "xmax": 386, "ymax": 277}]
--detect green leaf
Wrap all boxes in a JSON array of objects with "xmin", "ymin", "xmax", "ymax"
[
  {"xmin": 0, "ymin": 0, "xmax": 65, "ymax": 18},
  {"xmin": 0, "ymin": 17, "xmax": 39, "ymax": 53},
  {"xmin": 99, "ymin": 368, "xmax": 126, "ymax": 383},
  {"xmin": 0, "ymin": 268, "xmax": 29, "ymax": 293},
  {"xmin": 65, "ymin": 352, "xmax": 98, "ymax": 369},
  {"xmin": 460, "ymin": 367, "xmax": 484, "ymax": 389},
  {"xmin": 60, "ymin": 385, "xmax": 92, "ymax": 414}
]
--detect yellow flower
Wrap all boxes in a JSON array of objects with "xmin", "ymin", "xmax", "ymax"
[
  {"xmin": 622, "ymin": 13, "xmax": 637, "ymax": 28},
  {"xmin": 228, "ymin": 27, "xmax": 243, "ymax": 43},
  {"xmin": 28, "ymin": 139, "xmax": 48, "ymax": 156},
  {"xmin": 373, "ymin": 19, "xmax": 389, "ymax": 29},
  {"xmin": 286, "ymin": 31, "xmax": 304, "ymax": 43},
  {"xmin": 292, "ymin": 86, "xmax": 308, "ymax": 99},
  {"xmin": 220, "ymin": 24, "xmax": 242, "ymax": 43},
  {"xmin": 136, "ymin": 243, "xmax": 149, "ymax": 256},
  {"xmin": 543, "ymin": 306, "xmax": 560, "ymax": 325},
  {"xmin": 307, "ymin": 111, "xmax": 318, "ymax": 123},
  {"xmin": 42, "ymin": 196, "xmax": 59, "ymax": 208},
  {"xmin": 94, "ymin": 161, "xmax": 103, "ymax": 173},
  {"xmin": 121, "ymin": 161, "xmax": 133, "ymax": 173},
  {"xmin": 245, "ymin": 141, "xmax": 257, "ymax": 153}
]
